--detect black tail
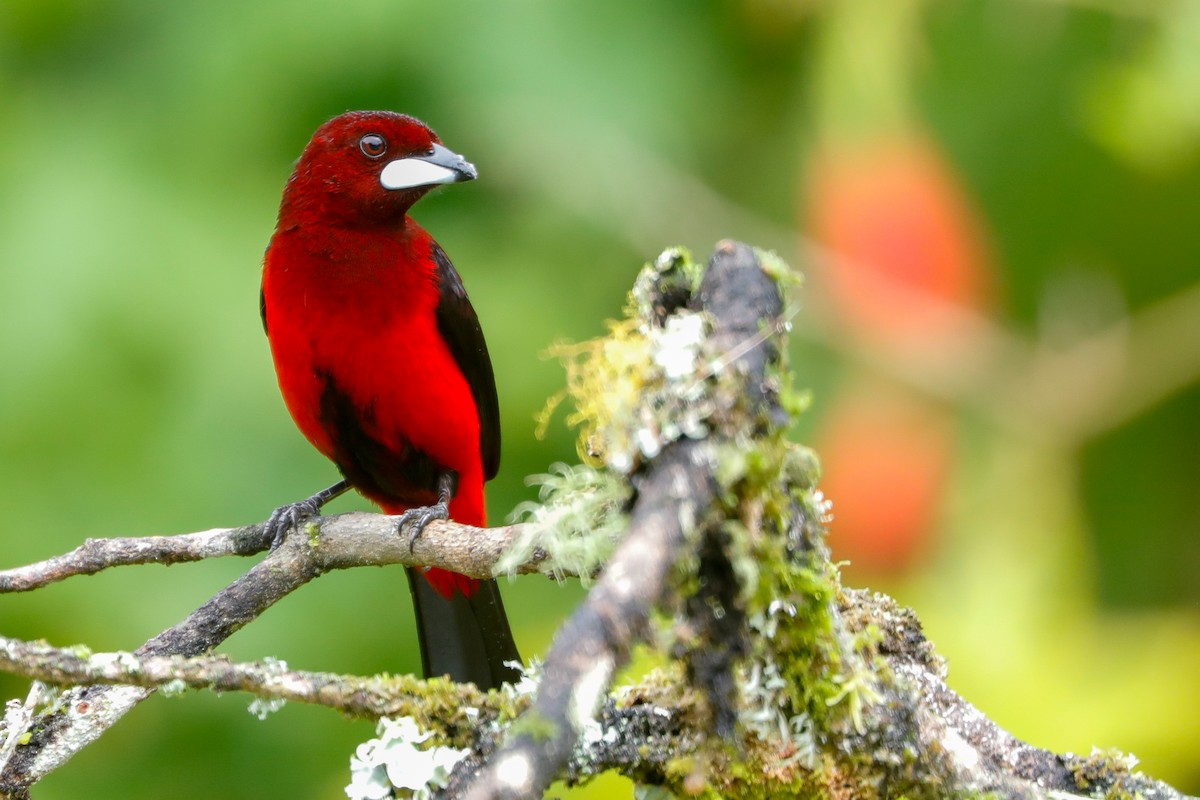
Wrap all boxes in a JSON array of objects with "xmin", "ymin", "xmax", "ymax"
[{"xmin": 405, "ymin": 568, "xmax": 522, "ymax": 690}]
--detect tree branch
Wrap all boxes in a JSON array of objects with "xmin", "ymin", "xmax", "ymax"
[
  {"xmin": 461, "ymin": 440, "xmax": 716, "ymax": 800},
  {"xmin": 9, "ymin": 593, "xmax": 1188, "ymax": 800},
  {"xmin": 0, "ymin": 516, "xmax": 537, "ymax": 595},
  {"xmin": 0, "ymin": 527, "xmax": 269, "ymax": 592},
  {"xmin": 0, "ymin": 513, "xmax": 538, "ymax": 796},
  {"xmin": 0, "ymin": 635, "xmax": 492, "ymax": 724}
]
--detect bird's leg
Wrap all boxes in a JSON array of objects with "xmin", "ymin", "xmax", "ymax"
[
  {"xmin": 264, "ymin": 479, "xmax": 351, "ymax": 550},
  {"xmin": 397, "ymin": 471, "xmax": 458, "ymax": 552}
]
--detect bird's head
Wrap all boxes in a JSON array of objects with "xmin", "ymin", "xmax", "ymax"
[{"xmin": 279, "ymin": 110, "xmax": 477, "ymax": 227}]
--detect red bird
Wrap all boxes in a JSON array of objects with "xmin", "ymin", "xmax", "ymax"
[{"xmin": 260, "ymin": 110, "xmax": 520, "ymax": 688}]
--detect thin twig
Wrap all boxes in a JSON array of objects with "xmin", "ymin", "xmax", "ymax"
[
  {"xmin": 0, "ymin": 635, "xmax": 490, "ymax": 723},
  {"xmin": 0, "ymin": 527, "xmax": 271, "ymax": 593}
]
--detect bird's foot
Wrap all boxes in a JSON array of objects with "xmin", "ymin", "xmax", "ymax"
[
  {"xmin": 264, "ymin": 499, "xmax": 322, "ymax": 550},
  {"xmin": 264, "ymin": 480, "xmax": 351, "ymax": 551},
  {"xmin": 395, "ymin": 500, "xmax": 450, "ymax": 553},
  {"xmin": 396, "ymin": 471, "xmax": 458, "ymax": 553}
]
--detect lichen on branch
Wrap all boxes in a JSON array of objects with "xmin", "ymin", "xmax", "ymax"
[{"xmin": 461, "ymin": 241, "xmax": 884, "ymax": 799}]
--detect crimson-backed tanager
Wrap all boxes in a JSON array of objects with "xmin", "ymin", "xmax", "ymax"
[{"xmin": 260, "ymin": 110, "xmax": 520, "ymax": 689}]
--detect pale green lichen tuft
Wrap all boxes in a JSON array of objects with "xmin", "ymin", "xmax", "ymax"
[
  {"xmin": 536, "ymin": 247, "xmax": 716, "ymax": 475},
  {"xmin": 247, "ymin": 696, "xmax": 287, "ymax": 720},
  {"xmin": 499, "ymin": 463, "xmax": 631, "ymax": 583},
  {"xmin": 824, "ymin": 667, "xmax": 884, "ymax": 735},
  {"xmin": 511, "ymin": 247, "xmax": 725, "ymax": 583}
]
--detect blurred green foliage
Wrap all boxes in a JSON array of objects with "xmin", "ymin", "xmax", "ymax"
[{"xmin": 1, "ymin": 0, "xmax": 1197, "ymax": 797}]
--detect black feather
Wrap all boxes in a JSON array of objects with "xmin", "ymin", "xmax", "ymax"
[
  {"xmin": 406, "ymin": 568, "xmax": 522, "ymax": 688},
  {"xmin": 431, "ymin": 243, "xmax": 501, "ymax": 480},
  {"xmin": 315, "ymin": 370, "xmax": 443, "ymax": 508},
  {"xmin": 259, "ymin": 284, "xmax": 268, "ymax": 335}
]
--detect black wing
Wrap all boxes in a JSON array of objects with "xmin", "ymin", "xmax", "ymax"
[
  {"xmin": 260, "ymin": 283, "xmax": 268, "ymax": 335},
  {"xmin": 431, "ymin": 243, "xmax": 501, "ymax": 480}
]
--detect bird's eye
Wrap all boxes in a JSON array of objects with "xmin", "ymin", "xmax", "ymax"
[{"xmin": 359, "ymin": 134, "xmax": 387, "ymax": 159}]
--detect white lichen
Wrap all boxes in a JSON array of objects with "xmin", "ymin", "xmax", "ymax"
[
  {"xmin": 741, "ymin": 601, "xmax": 818, "ymax": 768},
  {"xmin": 748, "ymin": 599, "xmax": 797, "ymax": 641},
  {"xmin": 501, "ymin": 657, "xmax": 542, "ymax": 702},
  {"xmin": 345, "ymin": 716, "xmax": 469, "ymax": 800},
  {"xmin": 245, "ymin": 657, "xmax": 290, "ymax": 719},
  {"xmin": 89, "ymin": 650, "xmax": 142, "ymax": 675},
  {"xmin": 811, "ymin": 490, "xmax": 834, "ymax": 525},
  {"xmin": 652, "ymin": 312, "xmax": 707, "ymax": 381},
  {"xmin": 247, "ymin": 696, "xmax": 287, "ymax": 720}
]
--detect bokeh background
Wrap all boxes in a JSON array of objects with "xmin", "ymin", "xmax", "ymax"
[{"xmin": 2, "ymin": 0, "xmax": 1197, "ymax": 797}]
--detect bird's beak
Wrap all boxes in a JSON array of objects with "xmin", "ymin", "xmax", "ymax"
[{"xmin": 379, "ymin": 143, "xmax": 478, "ymax": 190}]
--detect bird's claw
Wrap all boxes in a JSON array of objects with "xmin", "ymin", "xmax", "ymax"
[
  {"xmin": 263, "ymin": 480, "xmax": 351, "ymax": 551},
  {"xmin": 396, "ymin": 501, "xmax": 450, "ymax": 553},
  {"xmin": 264, "ymin": 497, "xmax": 322, "ymax": 551}
]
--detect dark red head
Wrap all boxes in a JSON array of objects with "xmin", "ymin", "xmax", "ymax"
[{"xmin": 277, "ymin": 110, "xmax": 476, "ymax": 227}]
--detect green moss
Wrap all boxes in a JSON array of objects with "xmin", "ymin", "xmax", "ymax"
[
  {"xmin": 508, "ymin": 710, "xmax": 560, "ymax": 743},
  {"xmin": 1068, "ymin": 747, "xmax": 1143, "ymax": 800},
  {"xmin": 753, "ymin": 248, "xmax": 802, "ymax": 289},
  {"xmin": 663, "ymin": 755, "xmax": 695, "ymax": 778},
  {"xmin": 305, "ymin": 522, "xmax": 321, "ymax": 548},
  {"xmin": 533, "ymin": 247, "xmax": 720, "ymax": 477},
  {"xmin": 353, "ymin": 673, "xmax": 500, "ymax": 748},
  {"xmin": 526, "ymin": 246, "xmax": 866, "ymax": 795},
  {"xmin": 495, "ymin": 246, "xmax": 990, "ymax": 797}
]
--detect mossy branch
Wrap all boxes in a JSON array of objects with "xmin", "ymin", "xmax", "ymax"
[{"xmin": 0, "ymin": 635, "xmax": 491, "ymax": 722}]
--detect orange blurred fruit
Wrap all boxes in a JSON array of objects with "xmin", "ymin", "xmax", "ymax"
[{"xmin": 806, "ymin": 135, "xmax": 994, "ymax": 343}]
